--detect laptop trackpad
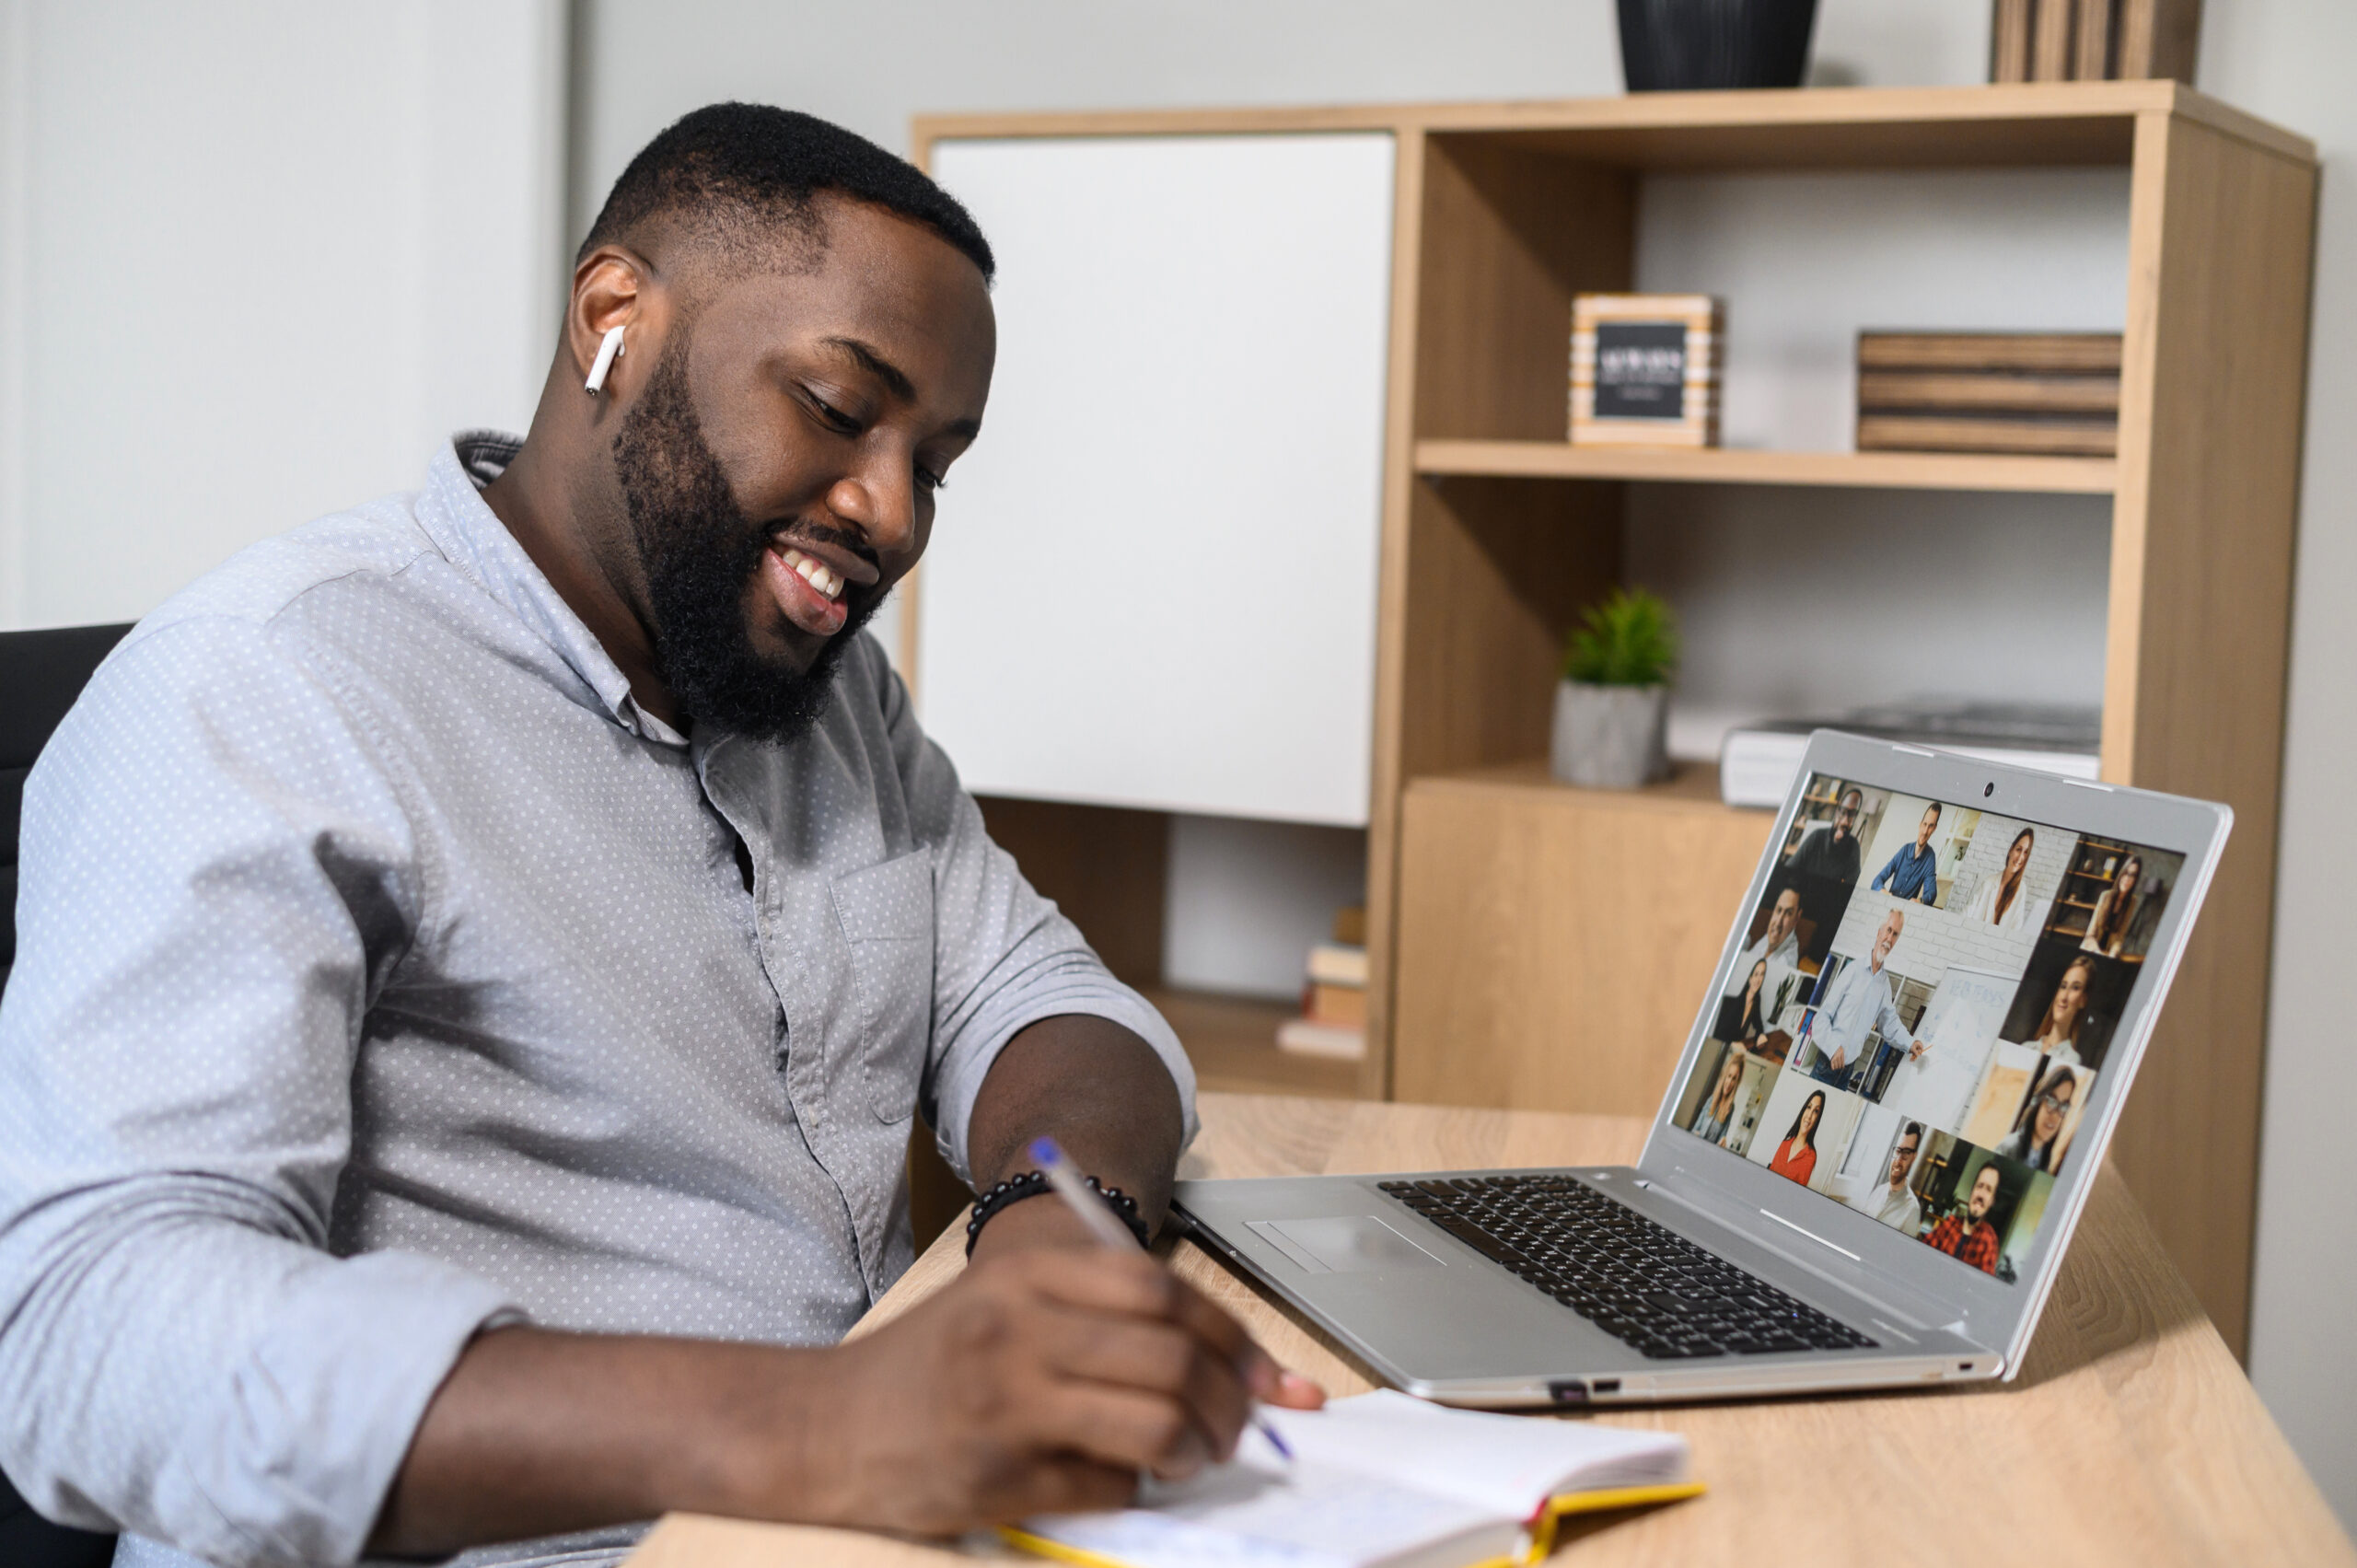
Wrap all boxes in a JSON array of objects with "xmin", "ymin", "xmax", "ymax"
[{"xmin": 1248, "ymin": 1215, "xmax": 1446, "ymax": 1275}]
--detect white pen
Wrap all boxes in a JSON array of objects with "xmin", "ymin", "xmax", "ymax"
[{"xmin": 1027, "ymin": 1135, "xmax": 1295, "ymax": 1463}]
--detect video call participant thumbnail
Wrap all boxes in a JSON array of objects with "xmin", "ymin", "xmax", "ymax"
[
  {"xmin": 2081, "ymin": 852, "xmax": 2145, "ymax": 958},
  {"xmin": 1717, "ymin": 958, "xmax": 1777, "ymax": 1049},
  {"xmin": 1689, "ymin": 1051, "xmax": 1747, "ymax": 1146},
  {"xmin": 1724, "ymin": 885, "xmax": 1805, "ymax": 1006},
  {"xmin": 2004, "ymin": 947, "xmax": 2121, "ymax": 1073},
  {"xmin": 1923, "ymin": 1161, "xmax": 2008, "ymax": 1274},
  {"xmin": 1869, "ymin": 800, "xmax": 1944, "ymax": 906},
  {"xmin": 1995, "ymin": 1064, "xmax": 2080, "ymax": 1175},
  {"xmin": 1767, "ymin": 1089, "xmax": 1829, "ymax": 1187},
  {"xmin": 1809, "ymin": 910, "xmax": 1928, "ymax": 1088},
  {"xmin": 1849, "ymin": 1121, "xmax": 1925, "ymax": 1237},
  {"xmin": 1786, "ymin": 786, "xmax": 1866, "ymax": 886},
  {"xmin": 1959, "ymin": 826, "xmax": 2038, "ymax": 934}
]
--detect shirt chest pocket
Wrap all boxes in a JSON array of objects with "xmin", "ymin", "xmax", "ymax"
[{"xmin": 830, "ymin": 852, "xmax": 935, "ymax": 1123}]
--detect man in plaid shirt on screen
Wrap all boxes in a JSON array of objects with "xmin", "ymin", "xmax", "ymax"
[{"xmin": 1922, "ymin": 1161, "xmax": 2005, "ymax": 1274}]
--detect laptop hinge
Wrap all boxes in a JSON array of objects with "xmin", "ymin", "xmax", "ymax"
[{"xmin": 1636, "ymin": 1166, "xmax": 1973, "ymax": 1342}]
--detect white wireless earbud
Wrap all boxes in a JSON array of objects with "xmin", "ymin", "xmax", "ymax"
[{"xmin": 584, "ymin": 325, "xmax": 625, "ymax": 394}]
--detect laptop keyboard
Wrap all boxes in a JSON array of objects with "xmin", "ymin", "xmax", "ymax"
[{"xmin": 1377, "ymin": 1174, "xmax": 1878, "ymax": 1360}]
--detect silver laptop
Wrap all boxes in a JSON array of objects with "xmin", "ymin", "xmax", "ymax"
[{"xmin": 1172, "ymin": 729, "xmax": 2229, "ymax": 1405}]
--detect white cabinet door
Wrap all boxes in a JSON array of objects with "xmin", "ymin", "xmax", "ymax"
[{"xmin": 917, "ymin": 134, "xmax": 1394, "ymax": 827}]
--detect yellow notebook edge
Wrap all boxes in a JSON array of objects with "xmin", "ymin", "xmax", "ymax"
[
  {"xmin": 998, "ymin": 1480, "xmax": 1707, "ymax": 1568},
  {"xmin": 998, "ymin": 1526, "xmax": 1136, "ymax": 1568}
]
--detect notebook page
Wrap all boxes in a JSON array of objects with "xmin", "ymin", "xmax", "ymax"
[
  {"xmin": 1018, "ymin": 1392, "xmax": 1689, "ymax": 1568},
  {"xmin": 1257, "ymin": 1390, "xmax": 1689, "ymax": 1517},
  {"xmin": 1028, "ymin": 1458, "xmax": 1504, "ymax": 1568}
]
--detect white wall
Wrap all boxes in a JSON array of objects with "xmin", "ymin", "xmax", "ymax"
[{"xmin": 0, "ymin": 0, "xmax": 567, "ymax": 631}]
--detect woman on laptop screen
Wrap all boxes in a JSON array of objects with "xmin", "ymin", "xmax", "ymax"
[{"xmin": 1767, "ymin": 1090, "xmax": 1826, "ymax": 1186}]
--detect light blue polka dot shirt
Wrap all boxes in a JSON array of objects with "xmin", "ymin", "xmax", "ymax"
[{"xmin": 0, "ymin": 434, "xmax": 1191, "ymax": 1568}]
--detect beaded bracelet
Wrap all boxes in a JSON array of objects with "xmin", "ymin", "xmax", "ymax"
[{"xmin": 965, "ymin": 1168, "xmax": 1150, "ymax": 1256}]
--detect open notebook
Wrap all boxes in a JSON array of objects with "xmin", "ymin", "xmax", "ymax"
[{"xmin": 1007, "ymin": 1390, "xmax": 1697, "ymax": 1568}]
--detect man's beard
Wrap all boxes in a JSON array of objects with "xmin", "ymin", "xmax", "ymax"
[{"xmin": 610, "ymin": 339, "xmax": 880, "ymax": 743}]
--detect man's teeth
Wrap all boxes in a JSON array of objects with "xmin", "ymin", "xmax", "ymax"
[{"xmin": 781, "ymin": 546, "xmax": 844, "ymax": 602}]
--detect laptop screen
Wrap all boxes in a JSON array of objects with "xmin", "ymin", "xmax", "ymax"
[{"xmin": 1668, "ymin": 772, "xmax": 2183, "ymax": 1285}]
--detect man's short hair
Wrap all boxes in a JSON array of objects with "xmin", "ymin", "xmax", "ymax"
[
  {"xmin": 581, "ymin": 102, "xmax": 994, "ymax": 281},
  {"xmin": 1899, "ymin": 1121, "xmax": 1923, "ymax": 1144},
  {"xmin": 1839, "ymin": 787, "xmax": 1863, "ymax": 807},
  {"xmin": 1923, "ymin": 800, "xmax": 1943, "ymax": 819}
]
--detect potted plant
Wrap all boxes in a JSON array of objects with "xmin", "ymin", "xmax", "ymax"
[{"xmin": 1551, "ymin": 587, "xmax": 1678, "ymax": 789}]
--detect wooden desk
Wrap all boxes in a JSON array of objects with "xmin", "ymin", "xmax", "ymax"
[{"xmin": 629, "ymin": 1093, "xmax": 2352, "ymax": 1568}]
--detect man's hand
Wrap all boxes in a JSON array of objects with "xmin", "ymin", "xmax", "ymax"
[
  {"xmin": 375, "ymin": 1241, "xmax": 1325, "ymax": 1555},
  {"xmin": 789, "ymin": 1246, "xmax": 1323, "ymax": 1534}
]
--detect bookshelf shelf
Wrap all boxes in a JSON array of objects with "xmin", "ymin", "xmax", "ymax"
[
  {"xmin": 1408, "ymin": 757, "xmax": 1735, "ymax": 812},
  {"xmin": 1412, "ymin": 439, "xmax": 2118, "ymax": 494}
]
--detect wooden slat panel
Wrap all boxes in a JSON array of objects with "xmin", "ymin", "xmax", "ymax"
[
  {"xmin": 1993, "ymin": 0, "xmax": 2036, "ymax": 84},
  {"xmin": 2033, "ymin": 0, "xmax": 2080, "ymax": 81},
  {"xmin": 2075, "ymin": 0, "xmax": 2119, "ymax": 81},
  {"xmin": 2101, "ymin": 112, "xmax": 2316, "ymax": 1356},
  {"xmin": 2118, "ymin": 0, "xmax": 2205, "ymax": 84}
]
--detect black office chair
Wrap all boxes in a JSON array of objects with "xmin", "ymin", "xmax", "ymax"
[{"xmin": 1, "ymin": 621, "xmax": 134, "ymax": 1568}]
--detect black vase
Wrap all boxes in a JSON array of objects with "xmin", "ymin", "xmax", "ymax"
[{"xmin": 1617, "ymin": 0, "xmax": 1820, "ymax": 91}]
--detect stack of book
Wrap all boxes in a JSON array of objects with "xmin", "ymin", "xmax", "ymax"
[
  {"xmin": 1718, "ymin": 702, "xmax": 2102, "ymax": 808},
  {"xmin": 1278, "ymin": 907, "xmax": 1368, "ymax": 1060},
  {"xmin": 1855, "ymin": 332, "xmax": 2121, "ymax": 458},
  {"xmin": 1990, "ymin": 0, "xmax": 2202, "ymax": 86}
]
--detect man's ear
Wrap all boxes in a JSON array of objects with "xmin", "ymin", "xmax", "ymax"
[{"xmin": 568, "ymin": 245, "xmax": 662, "ymax": 403}]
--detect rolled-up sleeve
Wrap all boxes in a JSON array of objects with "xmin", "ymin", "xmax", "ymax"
[
  {"xmin": 0, "ymin": 617, "xmax": 520, "ymax": 1566},
  {"xmin": 876, "ymin": 668, "xmax": 1195, "ymax": 1186}
]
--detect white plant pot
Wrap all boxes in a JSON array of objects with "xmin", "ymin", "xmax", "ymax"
[{"xmin": 1551, "ymin": 680, "xmax": 1669, "ymax": 790}]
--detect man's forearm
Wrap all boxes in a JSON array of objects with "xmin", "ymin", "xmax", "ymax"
[
  {"xmin": 965, "ymin": 1015, "xmax": 1185, "ymax": 1229},
  {"xmin": 373, "ymin": 1328, "xmax": 834, "ymax": 1556}
]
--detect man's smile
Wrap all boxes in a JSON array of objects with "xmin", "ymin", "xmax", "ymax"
[
  {"xmin": 762, "ymin": 540, "xmax": 852, "ymax": 636},
  {"xmin": 759, "ymin": 528, "xmax": 881, "ymax": 641}
]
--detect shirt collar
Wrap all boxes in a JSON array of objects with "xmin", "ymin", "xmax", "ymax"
[{"xmin": 414, "ymin": 431, "xmax": 689, "ymax": 748}]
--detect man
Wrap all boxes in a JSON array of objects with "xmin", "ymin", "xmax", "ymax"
[
  {"xmin": 1805, "ymin": 909, "xmax": 1922, "ymax": 1088},
  {"xmin": 1724, "ymin": 885, "xmax": 1805, "ymax": 1016},
  {"xmin": 1922, "ymin": 1162, "xmax": 2006, "ymax": 1274},
  {"xmin": 1869, "ymin": 800, "xmax": 1944, "ymax": 905},
  {"xmin": 0, "ymin": 106, "xmax": 1318, "ymax": 1568},
  {"xmin": 1786, "ymin": 786, "xmax": 1865, "ymax": 885},
  {"xmin": 1849, "ymin": 1122, "xmax": 1925, "ymax": 1237}
]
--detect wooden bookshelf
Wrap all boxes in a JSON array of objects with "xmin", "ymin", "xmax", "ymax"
[
  {"xmin": 917, "ymin": 81, "xmax": 2317, "ymax": 1355},
  {"xmin": 1366, "ymin": 86, "xmax": 2313, "ymax": 1361}
]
